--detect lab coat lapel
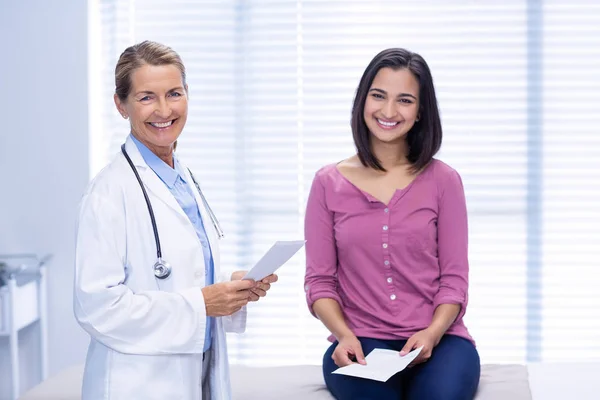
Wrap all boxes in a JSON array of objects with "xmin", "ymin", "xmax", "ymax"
[
  {"xmin": 123, "ymin": 137, "xmax": 188, "ymax": 221},
  {"xmin": 181, "ymin": 165, "xmax": 221, "ymax": 275}
]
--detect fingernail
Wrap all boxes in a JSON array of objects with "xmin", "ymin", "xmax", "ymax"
[{"xmin": 399, "ymin": 351, "xmax": 407, "ymax": 356}]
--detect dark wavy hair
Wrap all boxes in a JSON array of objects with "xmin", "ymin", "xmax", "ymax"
[{"xmin": 351, "ymin": 48, "xmax": 442, "ymax": 173}]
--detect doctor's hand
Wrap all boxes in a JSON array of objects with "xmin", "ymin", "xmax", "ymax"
[
  {"xmin": 332, "ymin": 334, "xmax": 367, "ymax": 368},
  {"xmin": 202, "ymin": 280, "xmax": 256, "ymax": 317},
  {"xmin": 230, "ymin": 271, "xmax": 278, "ymax": 302}
]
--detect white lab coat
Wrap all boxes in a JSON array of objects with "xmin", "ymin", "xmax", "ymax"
[{"xmin": 74, "ymin": 136, "xmax": 246, "ymax": 400}]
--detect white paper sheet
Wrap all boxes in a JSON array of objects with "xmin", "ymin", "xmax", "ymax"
[
  {"xmin": 242, "ymin": 240, "xmax": 305, "ymax": 281},
  {"xmin": 331, "ymin": 346, "xmax": 423, "ymax": 382}
]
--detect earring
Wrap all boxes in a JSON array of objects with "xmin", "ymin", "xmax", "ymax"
[{"xmin": 122, "ymin": 114, "xmax": 128, "ymax": 119}]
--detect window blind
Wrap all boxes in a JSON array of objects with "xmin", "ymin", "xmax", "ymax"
[
  {"xmin": 91, "ymin": 0, "xmax": 600, "ymax": 366},
  {"xmin": 541, "ymin": 1, "xmax": 600, "ymax": 361}
]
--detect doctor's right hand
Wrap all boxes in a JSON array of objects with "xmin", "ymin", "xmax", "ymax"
[
  {"xmin": 202, "ymin": 280, "xmax": 256, "ymax": 317},
  {"xmin": 332, "ymin": 334, "xmax": 367, "ymax": 367}
]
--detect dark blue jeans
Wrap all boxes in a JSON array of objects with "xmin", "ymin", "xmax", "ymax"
[{"xmin": 323, "ymin": 335, "xmax": 480, "ymax": 400}]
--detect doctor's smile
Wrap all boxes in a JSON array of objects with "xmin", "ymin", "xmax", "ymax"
[{"xmin": 148, "ymin": 119, "xmax": 176, "ymax": 129}]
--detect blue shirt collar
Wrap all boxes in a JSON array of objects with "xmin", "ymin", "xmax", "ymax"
[{"xmin": 130, "ymin": 134, "xmax": 186, "ymax": 189}]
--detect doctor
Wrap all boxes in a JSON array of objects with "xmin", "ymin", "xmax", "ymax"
[{"xmin": 74, "ymin": 40, "xmax": 277, "ymax": 400}]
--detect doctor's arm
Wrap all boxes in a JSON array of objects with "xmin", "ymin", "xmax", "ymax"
[{"xmin": 73, "ymin": 192, "xmax": 253, "ymax": 355}]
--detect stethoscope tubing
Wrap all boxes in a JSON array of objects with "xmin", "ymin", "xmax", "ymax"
[{"xmin": 121, "ymin": 144, "xmax": 164, "ymax": 259}]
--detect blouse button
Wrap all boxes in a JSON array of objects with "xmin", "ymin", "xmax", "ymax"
[
  {"xmin": 384, "ymin": 260, "xmax": 390, "ymax": 266},
  {"xmin": 382, "ymin": 243, "xmax": 388, "ymax": 249},
  {"xmin": 390, "ymin": 294, "xmax": 396, "ymax": 300},
  {"xmin": 384, "ymin": 208, "xmax": 389, "ymax": 213},
  {"xmin": 383, "ymin": 225, "xmax": 388, "ymax": 231},
  {"xmin": 387, "ymin": 277, "xmax": 393, "ymax": 283}
]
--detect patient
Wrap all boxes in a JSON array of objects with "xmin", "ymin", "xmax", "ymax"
[{"xmin": 303, "ymin": 48, "xmax": 480, "ymax": 399}]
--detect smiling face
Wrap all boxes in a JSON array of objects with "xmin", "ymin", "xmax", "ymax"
[
  {"xmin": 114, "ymin": 63, "xmax": 188, "ymax": 155},
  {"xmin": 363, "ymin": 67, "xmax": 420, "ymax": 145}
]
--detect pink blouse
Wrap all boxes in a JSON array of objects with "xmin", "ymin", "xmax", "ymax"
[{"xmin": 304, "ymin": 159, "xmax": 474, "ymax": 345}]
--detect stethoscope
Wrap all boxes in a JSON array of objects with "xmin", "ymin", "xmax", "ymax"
[{"xmin": 121, "ymin": 144, "xmax": 224, "ymax": 279}]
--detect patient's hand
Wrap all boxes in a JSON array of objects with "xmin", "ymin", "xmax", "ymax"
[
  {"xmin": 399, "ymin": 328, "xmax": 441, "ymax": 366},
  {"xmin": 332, "ymin": 334, "xmax": 366, "ymax": 367},
  {"xmin": 231, "ymin": 271, "xmax": 278, "ymax": 302}
]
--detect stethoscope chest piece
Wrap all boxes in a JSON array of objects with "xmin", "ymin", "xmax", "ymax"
[{"xmin": 153, "ymin": 258, "xmax": 172, "ymax": 279}]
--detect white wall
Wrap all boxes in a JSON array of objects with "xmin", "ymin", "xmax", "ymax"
[{"xmin": 0, "ymin": 1, "xmax": 90, "ymax": 398}]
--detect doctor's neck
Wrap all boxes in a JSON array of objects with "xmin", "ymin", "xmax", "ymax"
[
  {"xmin": 155, "ymin": 149, "xmax": 175, "ymax": 169},
  {"xmin": 134, "ymin": 134, "xmax": 175, "ymax": 168}
]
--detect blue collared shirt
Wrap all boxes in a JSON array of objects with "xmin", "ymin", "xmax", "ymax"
[{"xmin": 131, "ymin": 135, "xmax": 214, "ymax": 352}]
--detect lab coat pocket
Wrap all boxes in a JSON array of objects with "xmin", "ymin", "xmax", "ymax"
[{"xmin": 110, "ymin": 352, "xmax": 186, "ymax": 400}]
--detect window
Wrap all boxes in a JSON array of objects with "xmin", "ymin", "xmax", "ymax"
[
  {"xmin": 541, "ymin": 1, "xmax": 600, "ymax": 361},
  {"xmin": 91, "ymin": 0, "xmax": 600, "ymax": 365}
]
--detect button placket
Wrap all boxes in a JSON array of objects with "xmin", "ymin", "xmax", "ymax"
[{"xmin": 381, "ymin": 206, "xmax": 395, "ymax": 304}]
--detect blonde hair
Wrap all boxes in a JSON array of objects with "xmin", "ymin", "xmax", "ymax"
[{"xmin": 115, "ymin": 40, "xmax": 186, "ymax": 102}]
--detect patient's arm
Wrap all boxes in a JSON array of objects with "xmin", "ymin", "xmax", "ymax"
[
  {"xmin": 399, "ymin": 303, "xmax": 461, "ymax": 365},
  {"xmin": 304, "ymin": 172, "xmax": 364, "ymax": 366},
  {"xmin": 433, "ymin": 168, "xmax": 469, "ymax": 321},
  {"xmin": 428, "ymin": 303, "xmax": 461, "ymax": 339},
  {"xmin": 313, "ymin": 298, "xmax": 354, "ymax": 341},
  {"xmin": 313, "ymin": 298, "xmax": 366, "ymax": 367}
]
